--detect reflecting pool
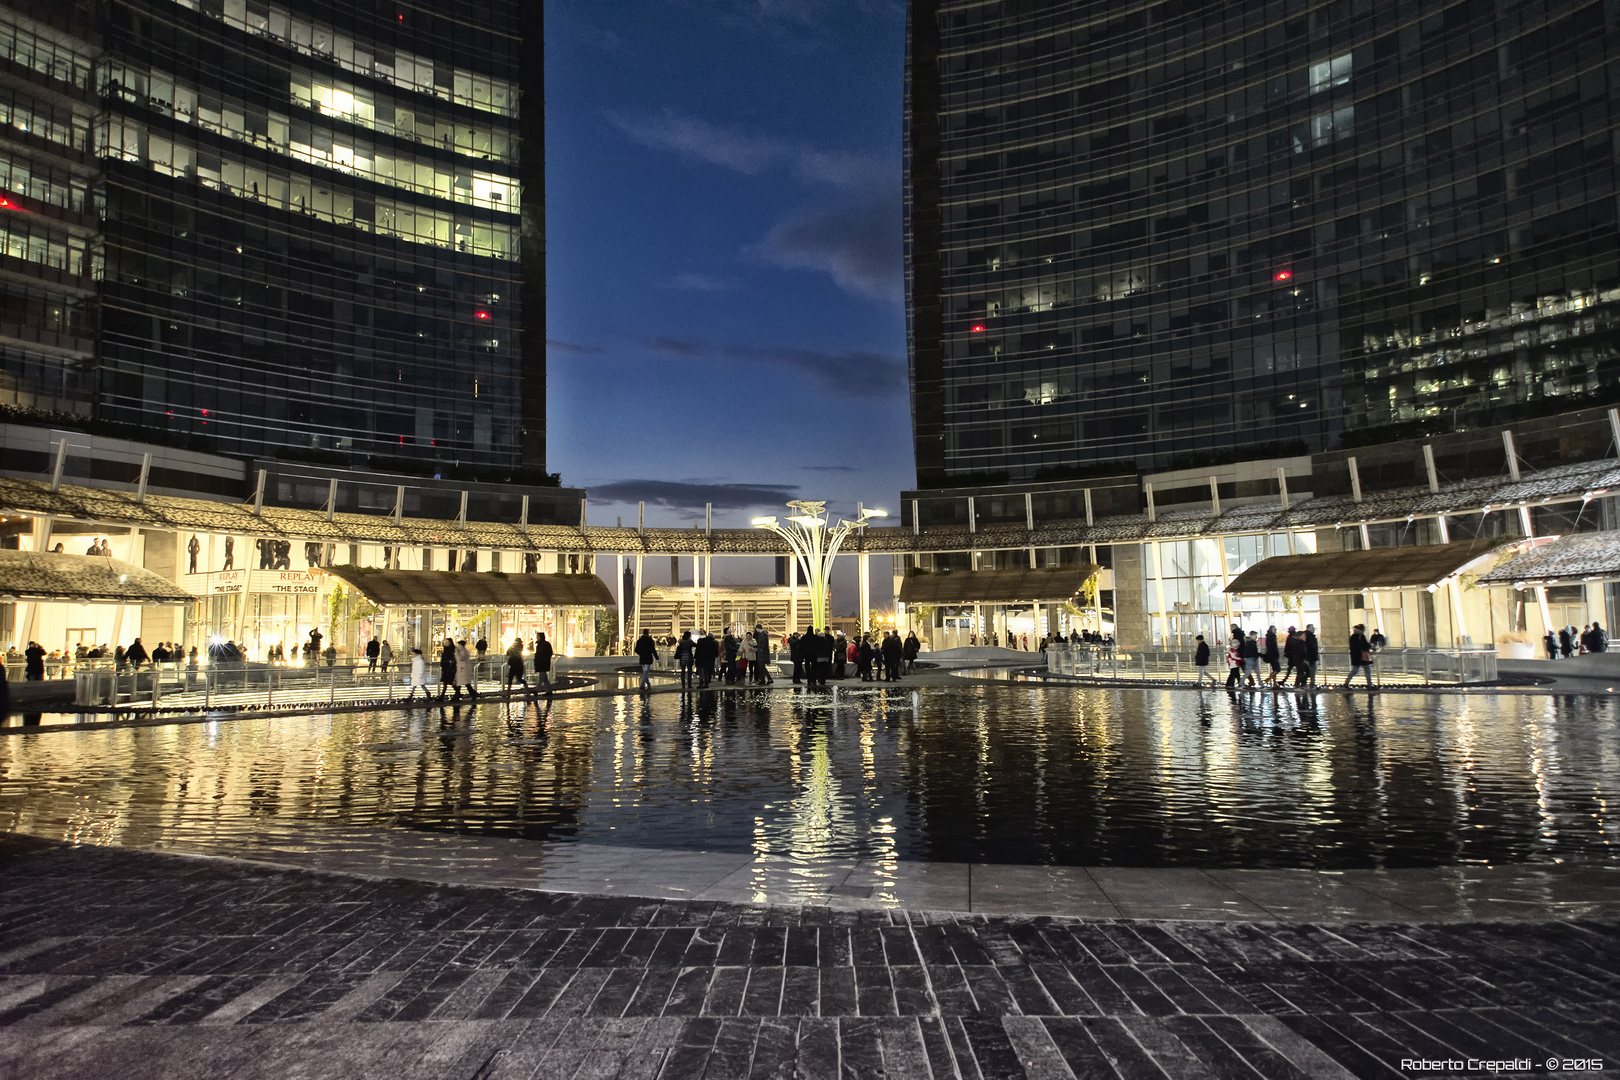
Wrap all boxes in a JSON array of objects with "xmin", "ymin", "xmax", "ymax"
[{"xmin": 2, "ymin": 686, "xmax": 1618, "ymax": 868}]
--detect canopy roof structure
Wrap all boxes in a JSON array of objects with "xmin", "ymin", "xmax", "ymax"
[
  {"xmin": 1476, "ymin": 532, "xmax": 1620, "ymax": 588},
  {"xmin": 323, "ymin": 566, "xmax": 614, "ymax": 608},
  {"xmin": 4, "ymin": 453, "xmax": 1618, "ymax": 556},
  {"xmin": 898, "ymin": 565, "xmax": 1100, "ymax": 606},
  {"xmin": 0, "ymin": 551, "xmax": 193, "ymax": 603},
  {"xmin": 1225, "ymin": 540, "xmax": 1502, "ymax": 596}
]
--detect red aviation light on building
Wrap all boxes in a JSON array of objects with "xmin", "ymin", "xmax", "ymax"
[
  {"xmin": 474, "ymin": 310, "xmax": 492, "ymax": 320},
  {"xmin": 0, "ymin": 198, "xmax": 15, "ymax": 209},
  {"xmin": 1273, "ymin": 269, "xmax": 1294, "ymax": 282},
  {"xmin": 970, "ymin": 323, "xmax": 986, "ymax": 333}
]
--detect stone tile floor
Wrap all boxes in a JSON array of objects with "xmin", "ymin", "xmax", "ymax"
[{"xmin": 1, "ymin": 835, "xmax": 1616, "ymax": 1078}]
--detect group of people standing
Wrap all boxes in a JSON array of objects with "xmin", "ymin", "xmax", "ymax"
[
  {"xmin": 791, "ymin": 628, "xmax": 917, "ymax": 688},
  {"xmin": 1544, "ymin": 623, "xmax": 1607, "ymax": 658},
  {"xmin": 666, "ymin": 625, "xmax": 776, "ymax": 690}
]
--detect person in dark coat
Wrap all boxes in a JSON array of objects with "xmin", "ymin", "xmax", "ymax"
[
  {"xmin": 789, "ymin": 633, "xmax": 803, "ymax": 684},
  {"xmin": 0, "ymin": 659, "xmax": 9, "ymax": 719},
  {"xmin": 695, "ymin": 631, "xmax": 718, "ymax": 688},
  {"xmin": 1282, "ymin": 628, "xmax": 1305, "ymax": 686},
  {"xmin": 903, "ymin": 632, "xmax": 920, "ymax": 674},
  {"xmin": 753, "ymin": 626, "xmax": 773, "ymax": 684},
  {"xmin": 1344, "ymin": 624, "xmax": 1374, "ymax": 687},
  {"xmin": 23, "ymin": 641, "xmax": 45, "ymax": 681},
  {"xmin": 881, "ymin": 631, "xmax": 903, "ymax": 681},
  {"xmin": 1559, "ymin": 627, "xmax": 1573, "ymax": 658},
  {"xmin": 1544, "ymin": 631, "xmax": 1558, "ymax": 659},
  {"xmin": 125, "ymin": 638, "xmax": 149, "ymax": 670},
  {"xmin": 1263, "ymin": 626, "xmax": 1281, "ymax": 687},
  {"xmin": 366, "ymin": 637, "xmax": 380, "ymax": 672},
  {"xmin": 857, "ymin": 635, "xmax": 874, "ymax": 681},
  {"xmin": 437, "ymin": 638, "xmax": 457, "ymax": 700},
  {"xmin": 532, "ymin": 633, "xmax": 554, "ymax": 697},
  {"xmin": 674, "ymin": 631, "xmax": 695, "ymax": 689},
  {"xmin": 1194, "ymin": 634, "xmax": 1215, "ymax": 686},
  {"xmin": 1303, "ymin": 624, "xmax": 1320, "ymax": 685},
  {"xmin": 633, "ymin": 631, "xmax": 658, "ymax": 692},
  {"xmin": 504, "ymin": 638, "xmax": 527, "ymax": 692}
]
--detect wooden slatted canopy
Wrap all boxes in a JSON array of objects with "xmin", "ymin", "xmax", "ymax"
[
  {"xmin": 0, "ymin": 551, "xmax": 193, "ymax": 603},
  {"xmin": 324, "ymin": 566, "xmax": 614, "ymax": 607},
  {"xmin": 1225, "ymin": 540, "xmax": 1501, "ymax": 596},
  {"xmin": 898, "ymin": 565, "xmax": 1100, "ymax": 605}
]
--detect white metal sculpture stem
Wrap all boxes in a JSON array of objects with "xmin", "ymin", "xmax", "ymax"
[{"xmin": 752, "ymin": 501, "xmax": 885, "ymax": 631}]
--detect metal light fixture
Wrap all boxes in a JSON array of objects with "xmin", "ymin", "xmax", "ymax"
[{"xmin": 752, "ymin": 501, "xmax": 886, "ymax": 631}]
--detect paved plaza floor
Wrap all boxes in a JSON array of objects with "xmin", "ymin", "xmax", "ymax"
[{"xmin": 1, "ymin": 833, "xmax": 1616, "ymax": 1079}]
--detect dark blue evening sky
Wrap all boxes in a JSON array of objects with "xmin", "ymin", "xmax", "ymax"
[{"xmin": 544, "ymin": 0, "xmax": 913, "ymax": 547}]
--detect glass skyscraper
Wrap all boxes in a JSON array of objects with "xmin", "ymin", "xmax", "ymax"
[
  {"xmin": 905, "ymin": 0, "xmax": 1620, "ymax": 488},
  {"xmin": 0, "ymin": 0, "xmax": 543, "ymax": 478}
]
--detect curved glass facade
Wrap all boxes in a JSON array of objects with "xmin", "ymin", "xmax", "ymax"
[{"xmin": 906, "ymin": 0, "xmax": 1620, "ymax": 485}]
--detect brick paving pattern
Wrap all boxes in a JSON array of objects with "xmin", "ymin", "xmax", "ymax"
[{"xmin": 0, "ymin": 834, "xmax": 1615, "ymax": 1079}]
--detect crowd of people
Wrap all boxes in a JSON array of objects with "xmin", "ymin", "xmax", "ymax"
[{"xmin": 1196, "ymin": 622, "xmax": 1327, "ymax": 689}]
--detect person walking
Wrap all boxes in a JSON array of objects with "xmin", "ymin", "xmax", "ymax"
[
  {"xmin": 437, "ymin": 638, "xmax": 457, "ymax": 701},
  {"xmin": 634, "ymin": 631, "xmax": 658, "ymax": 692},
  {"xmin": 1224, "ymin": 633, "xmax": 1243, "ymax": 689},
  {"xmin": 1239, "ymin": 630, "xmax": 1260, "ymax": 686},
  {"xmin": 1282, "ymin": 627, "xmax": 1304, "ymax": 686},
  {"xmin": 379, "ymin": 640, "xmax": 392, "ymax": 673},
  {"xmin": 504, "ymin": 637, "xmax": 527, "ymax": 693},
  {"xmin": 789, "ymin": 632, "xmax": 803, "ymax": 684},
  {"xmin": 1194, "ymin": 634, "xmax": 1216, "ymax": 686},
  {"xmin": 23, "ymin": 640, "xmax": 45, "ymax": 681},
  {"xmin": 903, "ymin": 631, "xmax": 920, "ymax": 674},
  {"xmin": 675, "ymin": 630, "xmax": 696, "ymax": 689},
  {"xmin": 1592, "ymin": 621, "xmax": 1608, "ymax": 653},
  {"xmin": 365, "ymin": 636, "xmax": 380, "ymax": 673},
  {"xmin": 533, "ymin": 633, "xmax": 554, "ymax": 697},
  {"xmin": 407, "ymin": 648, "xmax": 428, "ymax": 702},
  {"xmin": 454, "ymin": 639, "xmax": 477, "ymax": 700},
  {"xmin": 738, "ymin": 630, "xmax": 755, "ymax": 684},
  {"xmin": 1559, "ymin": 626, "xmax": 1573, "ymax": 658},
  {"xmin": 1263, "ymin": 626, "xmax": 1281, "ymax": 687},
  {"xmin": 722, "ymin": 631, "xmax": 739, "ymax": 684},
  {"xmin": 1303, "ymin": 624, "xmax": 1319, "ymax": 686},
  {"xmin": 126, "ymin": 637, "xmax": 149, "ymax": 670},
  {"xmin": 1344, "ymin": 624, "xmax": 1375, "ymax": 687}
]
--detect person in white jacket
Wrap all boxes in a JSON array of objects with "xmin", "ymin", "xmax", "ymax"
[
  {"xmin": 454, "ymin": 639, "xmax": 478, "ymax": 700},
  {"xmin": 407, "ymin": 648, "xmax": 427, "ymax": 702}
]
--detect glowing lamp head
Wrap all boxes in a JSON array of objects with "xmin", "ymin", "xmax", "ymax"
[
  {"xmin": 1273, "ymin": 269, "xmax": 1293, "ymax": 282},
  {"xmin": 751, "ymin": 516, "xmax": 777, "ymax": 527}
]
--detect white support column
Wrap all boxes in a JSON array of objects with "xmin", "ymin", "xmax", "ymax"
[
  {"xmin": 1089, "ymin": 543, "xmax": 1101, "ymax": 633},
  {"xmin": 1436, "ymin": 514, "xmax": 1451, "ymax": 544},
  {"xmin": 1144, "ymin": 483, "xmax": 1157, "ymax": 522},
  {"xmin": 1024, "ymin": 492, "xmax": 1034, "ymax": 531},
  {"xmin": 789, "ymin": 555, "xmax": 799, "ymax": 630},
  {"xmin": 327, "ymin": 478, "xmax": 340, "ymax": 522},
  {"xmin": 1151, "ymin": 541, "xmax": 1170, "ymax": 649},
  {"xmin": 1083, "ymin": 488, "xmax": 1094, "ymax": 526},
  {"xmin": 1208, "ymin": 476, "xmax": 1221, "ymax": 518},
  {"xmin": 616, "ymin": 553, "xmax": 625, "ymax": 648},
  {"xmin": 1503, "ymin": 430, "xmax": 1522, "ymax": 482},
  {"xmin": 911, "ymin": 499, "xmax": 920, "ymax": 536},
  {"xmin": 254, "ymin": 469, "xmax": 268, "ymax": 516},
  {"xmin": 1423, "ymin": 444, "xmax": 1441, "ymax": 494},
  {"xmin": 135, "ymin": 452, "xmax": 152, "ymax": 504},
  {"xmin": 1348, "ymin": 456, "xmax": 1363, "ymax": 503},
  {"xmin": 1215, "ymin": 533, "xmax": 1233, "ymax": 627},
  {"xmin": 633, "ymin": 553, "xmax": 644, "ymax": 637},
  {"xmin": 703, "ymin": 554, "xmax": 712, "ymax": 632},
  {"xmin": 858, "ymin": 553, "xmax": 870, "ymax": 633},
  {"xmin": 48, "ymin": 438, "xmax": 67, "ymax": 492},
  {"xmin": 967, "ymin": 497, "xmax": 976, "ymax": 534},
  {"xmin": 1359, "ymin": 522, "xmax": 1385, "ymax": 638}
]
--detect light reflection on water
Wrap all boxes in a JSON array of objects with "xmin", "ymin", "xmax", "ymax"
[{"xmin": 1, "ymin": 687, "xmax": 1618, "ymax": 869}]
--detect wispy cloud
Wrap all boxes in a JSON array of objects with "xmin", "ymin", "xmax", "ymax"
[
  {"xmin": 645, "ymin": 336, "xmax": 704, "ymax": 356},
  {"xmin": 610, "ymin": 111, "xmax": 787, "ymax": 175},
  {"xmin": 802, "ymin": 465, "xmax": 858, "ymax": 473},
  {"xmin": 639, "ymin": 336, "xmax": 903, "ymax": 398},
  {"xmin": 589, "ymin": 479, "xmax": 799, "ymax": 512},
  {"xmin": 547, "ymin": 339, "xmax": 605, "ymax": 355},
  {"xmin": 664, "ymin": 271, "xmax": 738, "ymax": 292},
  {"xmin": 756, "ymin": 201, "xmax": 900, "ymax": 304}
]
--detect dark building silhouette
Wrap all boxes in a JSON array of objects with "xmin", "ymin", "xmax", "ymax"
[
  {"xmin": 0, "ymin": 0, "xmax": 543, "ymax": 479},
  {"xmin": 905, "ymin": 0, "xmax": 1620, "ymax": 487}
]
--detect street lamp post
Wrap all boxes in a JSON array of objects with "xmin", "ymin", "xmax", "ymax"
[{"xmin": 752, "ymin": 501, "xmax": 886, "ymax": 632}]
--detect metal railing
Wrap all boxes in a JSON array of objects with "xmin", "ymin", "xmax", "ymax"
[
  {"xmin": 1043, "ymin": 644, "xmax": 1498, "ymax": 686},
  {"xmin": 69, "ymin": 656, "xmax": 567, "ymax": 710}
]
